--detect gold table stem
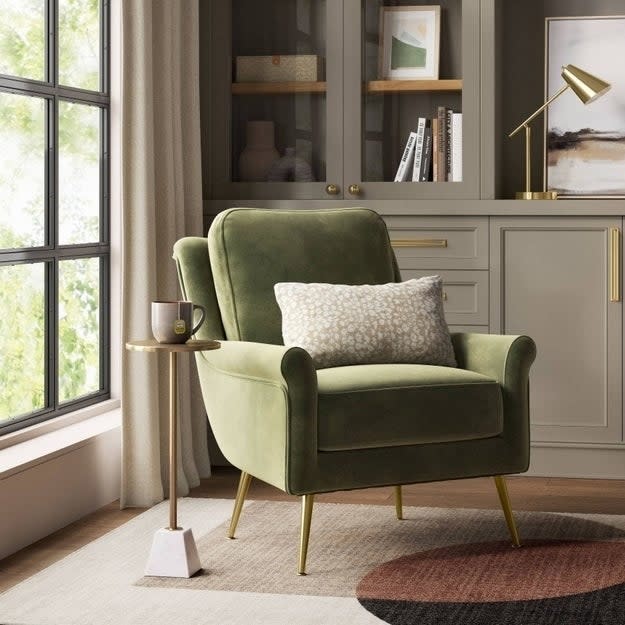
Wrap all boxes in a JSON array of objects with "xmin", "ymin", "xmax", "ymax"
[{"xmin": 169, "ymin": 351, "xmax": 179, "ymax": 530}]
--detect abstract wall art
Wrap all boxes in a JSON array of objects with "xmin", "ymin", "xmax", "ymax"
[{"xmin": 546, "ymin": 16, "xmax": 625, "ymax": 197}]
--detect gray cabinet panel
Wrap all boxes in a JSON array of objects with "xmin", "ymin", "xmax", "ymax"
[{"xmin": 491, "ymin": 217, "xmax": 623, "ymax": 444}]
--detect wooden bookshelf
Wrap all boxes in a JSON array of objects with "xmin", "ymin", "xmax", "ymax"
[
  {"xmin": 232, "ymin": 79, "xmax": 462, "ymax": 95},
  {"xmin": 366, "ymin": 79, "xmax": 462, "ymax": 94},
  {"xmin": 232, "ymin": 81, "xmax": 327, "ymax": 95}
]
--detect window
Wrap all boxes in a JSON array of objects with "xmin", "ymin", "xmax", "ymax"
[{"xmin": 0, "ymin": 0, "xmax": 110, "ymax": 434}]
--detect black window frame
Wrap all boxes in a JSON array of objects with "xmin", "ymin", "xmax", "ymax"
[{"xmin": 0, "ymin": 0, "xmax": 111, "ymax": 434}]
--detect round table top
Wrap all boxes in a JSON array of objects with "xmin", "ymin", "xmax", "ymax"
[{"xmin": 126, "ymin": 339, "xmax": 221, "ymax": 353}]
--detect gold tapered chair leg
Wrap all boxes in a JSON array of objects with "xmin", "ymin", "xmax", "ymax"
[
  {"xmin": 394, "ymin": 486, "xmax": 403, "ymax": 520},
  {"xmin": 298, "ymin": 494, "xmax": 315, "ymax": 576},
  {"xmin": 494, "ymin": 475, "xmax": 521, "ymax": 547},
  {"xmin": 227, "ymin": 471, "xmax": 252, "ymax": 539}
]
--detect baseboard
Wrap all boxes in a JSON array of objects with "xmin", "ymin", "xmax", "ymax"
[
  {"xmin": 0, "ymin": 426, "xmax": 121, "ymax": 560},
  {"xmin": 527, "ymin": 442, "xmax": 625, "ymax": 479}
]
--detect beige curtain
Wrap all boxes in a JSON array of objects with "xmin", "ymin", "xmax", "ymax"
[{"xmin": 119, "ymin": 0, "xmax": 210, "ymax": 507}]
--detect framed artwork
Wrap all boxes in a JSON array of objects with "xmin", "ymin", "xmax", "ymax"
[
  {"xmin": 545, "ymin": 16, "xmax": 625, "ymax": 197},
  {"xmin": 379, "ymin": 6, "xmax": 440, "ymax": 80}
]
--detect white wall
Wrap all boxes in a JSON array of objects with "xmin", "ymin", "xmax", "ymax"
[{"xmin": 0, "ymin": 425, "xmax": 121, "ymax": 561}]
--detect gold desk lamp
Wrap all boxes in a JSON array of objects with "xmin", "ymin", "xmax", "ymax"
[{"xmin": 509, "ymin": 64, "xmax": 611, "ymax": 200}]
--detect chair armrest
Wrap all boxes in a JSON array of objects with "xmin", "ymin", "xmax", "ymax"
[
  {"xmin": 451, "ymin": 333, "xmax": 537, "ymax": 471},
  {"xmin": 451, "ymin": 333, "xmax": 536, "ymax": 387},
  {"xmin": 197, "ymin": 340, "xmax": 312, "ymax": 384},
  {"xmin": 195, "ymin": 341, "xmax": 317, "ymax": 493}
]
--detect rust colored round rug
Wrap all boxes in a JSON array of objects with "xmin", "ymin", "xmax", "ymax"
[{"xmin": 358, "ymin": 539, "xmax": 625, "ymax": 624}]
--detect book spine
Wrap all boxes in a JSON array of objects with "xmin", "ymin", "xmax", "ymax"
[
  {"xmin": 411, "ymin": 117, "xmax": 427, "ymax": 181},
  {"xmin": 436, "ymin": 106, "xmax": 447, "ymax": 182},
  {"xmin": 394, "ymin": 131, "xmax": 417, "ymax": 182},
  {"xmin": 431, "ymin": 118, "xmax": 439, "ymax": 182},
  {"xmin": 446, "ymin": 108, "xmax": 453, "ymax": 181},
  {"xmin": 451, "ymin": 112, "xmax": 463, "ymax": 182},
  {"xmin": 419, "ymin": 126, "xmax": 433, "ymax": 182}
]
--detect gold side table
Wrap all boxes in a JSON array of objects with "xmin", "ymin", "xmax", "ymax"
[{"xmin": 126, "ymin": 338, "xmax": 220, "ymax": 577}]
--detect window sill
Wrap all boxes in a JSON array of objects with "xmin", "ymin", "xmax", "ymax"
[
  {"xmin": 0, "ymin": 403, "xmax": 121, "ymax": 480},
  {"xmin": 0, "ymin": 399, "xmax": 120, "ymax": 451}
]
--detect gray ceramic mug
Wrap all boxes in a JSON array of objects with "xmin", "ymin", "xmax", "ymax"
[{"xmin": 151, "ymin": 301, "xmax": 206, "ymax": 344}]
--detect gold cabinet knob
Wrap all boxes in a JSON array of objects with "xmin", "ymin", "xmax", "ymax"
[
  {"xmin": 348, "ymin": 184, "xmax": 361, "ymax": 195},
  {"xmin": 325, "ymin": 184, "xmax": 340, "ymax": 195}
]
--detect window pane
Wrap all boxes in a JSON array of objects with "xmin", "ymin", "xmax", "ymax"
[
  {"xmin": 0, "ymin": 92, "xmax": 46, "ymax": 249},
  {"xmin": 0, "ymin": 0, "xmax": 45, "ymax": 81},
  {"xmin": 58, "ymin": 0, "xmax": 100, "ymax": 90},
  {"xmin": 0, "ymin": 263, "xmax": 46, "ymax": 420},
  {"xmin": 59, "ymin": 257, "xmax": 100, "ymax": 403},
  {"xmin": 58, "ymin": 101, "xmax": 100, "ymax": 244}
]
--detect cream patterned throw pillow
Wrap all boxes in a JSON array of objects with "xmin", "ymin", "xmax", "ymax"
[{"xmin": 274, "ymin": 277, "xmax": 456, "ymax": 369}]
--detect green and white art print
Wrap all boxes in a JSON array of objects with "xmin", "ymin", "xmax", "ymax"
[{"xmin": 379, "ymin": 5, "xmax": 440, "ymax": 80}]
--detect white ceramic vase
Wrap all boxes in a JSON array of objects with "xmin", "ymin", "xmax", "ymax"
[
  {"xmin": 238, "ymin": 121, "xmax": 279, "ymax": 182},
  {"xmin": 267, "ymin": 147, "xmax": 315, "ymax": 182}
]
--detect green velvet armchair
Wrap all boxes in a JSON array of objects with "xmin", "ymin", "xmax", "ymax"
[{"xmin": 173, "ymin": 207, "xmax": 536, "ymax": 575}]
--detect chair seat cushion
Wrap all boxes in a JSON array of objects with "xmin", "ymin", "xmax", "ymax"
[{"xmin": 316, "ymin": 364, "xmax": 503, "ymax": 452}]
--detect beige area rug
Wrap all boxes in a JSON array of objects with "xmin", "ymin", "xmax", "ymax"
[
  {"xmin": 3, "ymin": 498, "xmax": 625, "ymax": 625},
  {"xmin": 136, "ymin": 499, "xmax": 625, "ymax": 598}
]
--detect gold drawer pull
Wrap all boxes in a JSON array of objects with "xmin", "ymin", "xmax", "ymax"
[
  {"xmin": 611, "ymin": 227, "xmax": 621, "ymax": 303},
  {"xmin": 442, "ymin": 291, "xmax": 448, "ymax": 301},
  {"xmin": 391, "ymin": 238, "xmax": 448, "ymax": 249}
]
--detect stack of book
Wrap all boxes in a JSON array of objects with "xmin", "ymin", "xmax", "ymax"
[{"xmin": 394, "ymin": 107, "xmax": 462, "ymax": 183}]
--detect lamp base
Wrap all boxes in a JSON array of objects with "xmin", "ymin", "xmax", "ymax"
[{"xmin": 515, "ymin": 191, "xmax": 559, "ymax": 200}]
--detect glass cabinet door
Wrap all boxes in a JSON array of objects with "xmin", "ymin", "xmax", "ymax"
[
  {"xmin": 207, "ymin": 1, "xmax": 343, "ymax": 200},
  {"xmin": 343, "ymin": 0, "xmax": 480, "ymax": 201}
]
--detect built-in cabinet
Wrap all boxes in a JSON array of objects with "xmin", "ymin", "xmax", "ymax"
[
  {"xmin": 203, "ymin": 0, "xmax": 478, "ymax": 203},
  {"xmin": 199, "ymin": 0, "xmax": 625, "ymax": 477}
]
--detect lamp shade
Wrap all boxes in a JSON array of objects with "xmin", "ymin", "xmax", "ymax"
[{"xmin": 561, "ymin": 64, "xmax": 611, "ymax": 104}]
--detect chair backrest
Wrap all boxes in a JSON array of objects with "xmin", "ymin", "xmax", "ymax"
[
  {"xmin": 208, "ymin": 207, "xmax": 400, "ymax": 344},
  {"xmin": 175, "ymin": 207, "xmax": 399, "ymax": 345}
]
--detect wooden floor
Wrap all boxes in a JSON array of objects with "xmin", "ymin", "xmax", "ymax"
[{"xmin": 2, "ymin": 467, "xmax": 625, "ymax": 593}]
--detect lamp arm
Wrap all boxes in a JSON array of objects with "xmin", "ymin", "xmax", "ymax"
[{"xmin": 508, "ymin": 84, "xmax": 570, "ymax": 137}]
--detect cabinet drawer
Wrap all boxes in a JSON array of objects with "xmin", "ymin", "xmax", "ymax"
[
  {"xmin": 385, "ymin": 216, "xmax": 488, "ymax": 270},
  {"xmin": 403, "ymin": 269, "xmax": 488, "ymax": 326}
]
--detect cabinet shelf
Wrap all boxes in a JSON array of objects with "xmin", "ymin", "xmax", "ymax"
[
  {"xmin": 231, "ymin": 79, "xmax": 463, "ymax": 96},
  {"xmin": 232, "ymin": 81, "xmax": 327, "ymax": 95},
  {"xmin": 366, "ymin": 79, "xmax": 462, "ymax": 94}
]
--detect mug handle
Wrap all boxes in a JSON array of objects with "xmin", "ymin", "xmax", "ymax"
[{"xmin": 191, "ymin": 304, "xmax": 206, "ymax": 336}]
